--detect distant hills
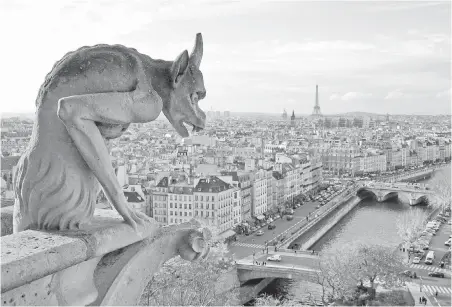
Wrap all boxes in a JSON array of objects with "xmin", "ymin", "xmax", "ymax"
[
  {"xmin": 0, "ymin": 110, "xmax": 443, "ymax": 120},
  {"xmin": 1, "ymin": 112, "xmax": 35, "ymax": 119}
]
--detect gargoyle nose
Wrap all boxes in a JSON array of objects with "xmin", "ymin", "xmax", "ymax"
[{"xmin": 197, "ymin": 90, "xmax": 206, "ymax": 100}]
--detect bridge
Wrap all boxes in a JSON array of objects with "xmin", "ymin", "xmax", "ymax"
[
  {"xmin": 357, "ymin": 183, "xmax": 436, "ymax": 205},
  {"xmin": 235, "ymin": 250, "xmax": 321, "ymax": 284}
]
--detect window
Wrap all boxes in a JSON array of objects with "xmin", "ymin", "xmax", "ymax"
[
  {"xmin": 184, "ymin": 212, "xmax": 187, "ymax": 216},
  {"xmin": 170, "ymin": 211, "xmax": 173, "ymax": 216},
  {"xmin": 201, "ymin": 211, "xmax": 203, "ymax": 217},
  {"xmin": 195, "ymin": 195, "xmax": 198, "ymax": 201},
  {"xmin": 184, "ymin": 196, "xmax": 187, "ymax": 201},
  {"xmin": 207, "ymin": 204, "xmax": 209, "ymax": 210},
  {"xmin": 212, "ymin": 196, "xmax": 215, "ymax": 201},
  {"xmin": 212, "ymin": 204, "xmax": 215, "ymax": 210},
  {"xmin": 170, "ymin": 203, "xmax": 173, "ymax": 208},
  {"xmin": 189, "ymin": 204, "xmax": 192, "ymax": 209},
  {"xmin": 201, "ymin": 204, "xmax": 203, "ymax": 209},
  {"xmin": 201, "ymin": 196, "xmax": 203, "ymax": 201},
  {"xmin": 184, "ymin": 204, "xmax": 187, "ymax": 209}
]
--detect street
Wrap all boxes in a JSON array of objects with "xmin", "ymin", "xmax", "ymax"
[
  {"xmin": 405, "ymin": 217, "xmax": 451, "ymax": 307},
  {"xmin": 229, "ymin": 201, "xmax": 320, "ymax": 259}
]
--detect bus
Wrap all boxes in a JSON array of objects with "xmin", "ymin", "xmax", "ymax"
[{"xmin": 425, "ymin": 251, "xmax": 435, "ymax": 265}]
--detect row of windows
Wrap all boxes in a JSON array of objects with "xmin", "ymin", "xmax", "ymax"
[
  {"xmin": 169, "ymin": 211, "xmax": 193, "ymax": 217},
  {"xmin": 169, "ymin": 195, "xmax": 192, "ymax": 201},
  {"xmin": 194, "ymin": 211, "xmax": 215, "ymax": 217},
  {"xmin": 170, "ymin": 203, "xmax": 192, "ymax": 209}
]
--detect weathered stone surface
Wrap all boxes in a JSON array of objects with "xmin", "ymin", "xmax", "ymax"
[
  {"xmin": 1, "ymin": 209, "xmax": 210, "ymax": 306},
  {"xmin": 1, "ymin": 206, "xmax": 14, "ymax": 236}
]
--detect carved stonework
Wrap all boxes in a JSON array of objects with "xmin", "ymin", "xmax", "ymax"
[
  {"xmin": 13, "ymin": 33, "xmax": 207, "ymax": 232},
  {"xmin": 1, "ymin": 210, "xmax": 210, "ymax": 306}
]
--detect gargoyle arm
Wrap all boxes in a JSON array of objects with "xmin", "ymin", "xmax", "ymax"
[{"xmin": 57, "ymin": 88, "xmax": 162, "ymax": 230}]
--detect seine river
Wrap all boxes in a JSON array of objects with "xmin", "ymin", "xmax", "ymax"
[{"xmin": 259, "ymin": 166, "xmax": 451, "ymax": 304}]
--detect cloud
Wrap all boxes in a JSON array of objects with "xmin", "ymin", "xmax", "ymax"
[
  {"xmin": 367, "ymin": 1, "xmax": 444, "ymax": 12},
  {"xmin": 384, "ymin": 90, "xmax": 411, "ymax": 100},
  {"xmin": 330, "ymin": 92, "xmax": 373, "ymax": 101},
  {"xmin": 436, "ymin": 88, "xmax": 451, "ymax": 98}
]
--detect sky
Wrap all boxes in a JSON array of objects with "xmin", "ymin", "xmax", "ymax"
[{"xmin": 0, "ymin": 0, "xmax": 450, "ymax": 116}]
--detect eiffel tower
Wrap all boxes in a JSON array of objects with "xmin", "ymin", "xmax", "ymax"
[{"xmin": 311, "ymin": 84, "xmax": 322, "ymax": 117}]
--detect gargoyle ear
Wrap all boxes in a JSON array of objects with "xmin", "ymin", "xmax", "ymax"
[{"xmin": 171, "ymin": 50, "xmax": 189, "ymax": 87}]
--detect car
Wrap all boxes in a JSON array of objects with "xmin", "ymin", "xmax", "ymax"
[
  {"xmin": 428, "ymin": 272, "xmax": 445, "ymax": 278},
  {"xmin": 400, "ymin": 270, "xmax": 416, "ymax": 278},
  {"xmin": 412, "ymin": 257, "xmax": 421, "ymax": 264},
  {"xmin": 445, "ymin": 239, "xmax": 451, "ymax": 246},
  {"xmin": 267, "ymin": 254, "xmax": 282, "ymax": 262},
  {"xmin": 256, "ymin": 230, "xmax": 264, "ymax": 236},
  {"xmin": 268, "ymin": 224, "xmax": 276, "ymax": 230},
  {"xmin": 286, "ymin": 215, "xmax": 294, "ymax": 221}
]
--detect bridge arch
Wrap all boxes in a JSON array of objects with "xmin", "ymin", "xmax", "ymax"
[
  {"xmin": 236, "ymin": 265, "xmax": 319, "ymax": 284},
  {"xmin": 356, "ymin": 187, "xmax": 377, "ymax": 200}
]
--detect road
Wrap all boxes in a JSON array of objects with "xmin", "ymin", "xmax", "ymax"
[
  {"xmin": 405, "ymin": 217, "xmax": 451, "ymax": 307},
  {"xmin": 229, "ymin": 201, "xmax": 320, "ymax": 259}
]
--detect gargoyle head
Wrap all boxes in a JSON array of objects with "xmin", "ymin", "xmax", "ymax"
[{"xmin": 163, "ymin": 33, "xmax": 207, "ymax": 138}]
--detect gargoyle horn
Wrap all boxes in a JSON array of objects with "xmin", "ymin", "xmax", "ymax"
[{"xmin": 190, "ymin": 33, "xmax": 203, "ymax": 68}]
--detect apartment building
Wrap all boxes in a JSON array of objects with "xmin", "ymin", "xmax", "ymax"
[
  {"xmin": 152, "ymin": 177, "xmax": 169, "ymax": 224},
  {"xmin": 251, "ymin": 169, "xmax": 267, "ymax": 218},
  {"xmin": 194, "ymin": 176, "xmax": 237, "ymax": 233},
  {"xmin": 168, "ymin": 183, "xmax": 194, "ymax": 225}
]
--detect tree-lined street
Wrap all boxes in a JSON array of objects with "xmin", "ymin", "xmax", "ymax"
[{"xmin": 229, "ymin": 201, "xmax": 320, "ymax": 259}]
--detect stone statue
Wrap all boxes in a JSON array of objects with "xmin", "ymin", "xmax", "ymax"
[{"xmin": 13, "ymin": 33, "xmax": 207, "ymax": 232}]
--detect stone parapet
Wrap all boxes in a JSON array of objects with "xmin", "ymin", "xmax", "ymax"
[{"xmin": 1, "ymin": 209, "xmax": 209, "ymax": 306}]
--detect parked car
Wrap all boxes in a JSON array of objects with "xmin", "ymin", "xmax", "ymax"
[
  {"xmin": 268, "ymin": 224, "xmax": 276, "ymax": 230},
  {"xmin": 267, "ymin": 254, "xmax": 282, "ymax": 262},
  {"xmin": 428, "ymin": 272, "xmax": 445, "ymax": 278},
  {"xmin": 256, "ymin": 230, "xmax": 264, "ymax": 236},
  {"xmin": 412, "ymin": 257, "xmax": 421, "ymax": 264},
  {"xmin": 400, "ymin": 270, "xmax": 416, "ymax": 278},
  {"xmin": 285, "ymin": 208, "xmax": 294, "ymax": 215},
  {"xmin": 286, "ymin": 215, "xmax": 294, "ymax": 221},
  {"xmin": 445, "ymin": 239, "xmax": 451, "ymax": 246}
]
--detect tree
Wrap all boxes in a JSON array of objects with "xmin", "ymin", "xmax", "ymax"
[
  {"xmin": 311, "ymin": 243, "xmax": 407, "ymax": 304},
  {"xmin": 254, "ymin": 293, "xmax": 298, "ymax": 306},
  {"xmin": 430, "ymin": 170, "xmax": 451, "ymax": 212},
  {"xmin": 396, "ymin": 208, "xmax": 429, "ymax": 252},
  {"xmin": 141, "ymin": 220, "xmax": 239, "ymax": 306}
]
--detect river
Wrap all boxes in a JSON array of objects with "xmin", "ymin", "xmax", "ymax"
[{"xmin": 258, "ymin": 166, "xmax": 451, "ymax": 304}]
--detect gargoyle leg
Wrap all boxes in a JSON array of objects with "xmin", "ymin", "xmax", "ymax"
[{"xmin": 57, "ymin": 91, "xmax": 161, "ymax": 230}]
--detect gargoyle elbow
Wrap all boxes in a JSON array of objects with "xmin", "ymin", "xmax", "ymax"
[{"xmin": 57, "ymin": 98, "xmax": 74, "ymax": 122}]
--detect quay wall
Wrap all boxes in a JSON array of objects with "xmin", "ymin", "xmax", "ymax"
[
  {"xmin": 299, "ymin": 196, "xmax": 361, "ymax": 250},
  {"xmin": 279, "ymin": 186, "xmax": 360, "ymax": 249}
]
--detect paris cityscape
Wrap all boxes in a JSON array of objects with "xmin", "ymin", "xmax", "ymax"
[{"xmin": 1, "ymin": 1, "xmax": 451, "ymax": 307}]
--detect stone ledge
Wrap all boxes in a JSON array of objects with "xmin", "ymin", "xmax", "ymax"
[{"xmin": 1, "ymin": 209, "xmax": 168, "ymax": 293}]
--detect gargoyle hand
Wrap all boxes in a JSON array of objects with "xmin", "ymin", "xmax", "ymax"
[{"xmin": 177, "ymin": 227, "xmax": 211, "ymax": 261}]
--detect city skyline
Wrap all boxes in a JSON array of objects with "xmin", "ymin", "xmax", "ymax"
[{"xmin": 0, "ymin": 0, "xmax": 450, "ymax": 115}]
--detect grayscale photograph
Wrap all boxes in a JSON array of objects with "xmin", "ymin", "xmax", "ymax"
[{"xmin": 0, "ymin": 0, "xmax": 450, "ymax": 306}]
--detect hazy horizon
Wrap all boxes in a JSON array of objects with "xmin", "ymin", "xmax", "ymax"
[{"xmin": 0, "ymin": 0, "xmax": 450, "ymax": 115}]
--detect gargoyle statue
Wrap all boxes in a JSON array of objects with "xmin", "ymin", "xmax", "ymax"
[{"xmin": 13, "ymin": 33, "xmax": 207, "ymax": 232}]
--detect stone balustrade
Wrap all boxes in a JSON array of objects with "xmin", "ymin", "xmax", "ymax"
[{"xmin": 0, "ymin": 208, "xmax": 209, "ymax": 306}]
